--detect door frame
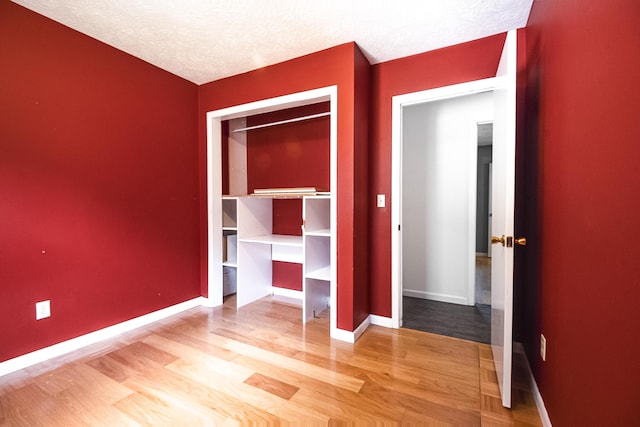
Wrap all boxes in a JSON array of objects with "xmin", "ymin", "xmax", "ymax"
[{"xmin": 390, "ymin": 77, "xmax": 500, "ymax": 328}]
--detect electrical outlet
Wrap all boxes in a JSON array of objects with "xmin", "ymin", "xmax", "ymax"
[
  {"xmin": 36, "ymin": 300, "xmax": 51, "ymax": 320},
  {"xmin": 540, "ymin": 333, "xmax": 547, "ymax": 361},
  {"xmin": 377, "ymin": 194, "xmax": 386, "ymax": 208}
]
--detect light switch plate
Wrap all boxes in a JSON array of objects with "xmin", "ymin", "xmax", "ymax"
[{"xmin": 377, "ymin": 194, "xmax": 385, "ymax": 208}]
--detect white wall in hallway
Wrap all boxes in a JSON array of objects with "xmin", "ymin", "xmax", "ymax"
[{"xmin": 402, "ymin": 91, "xmax": 493, "ymax": 305}]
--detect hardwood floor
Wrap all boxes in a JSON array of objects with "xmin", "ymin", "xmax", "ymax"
[{"xmin": 0, "ymin": 296, "xmax": 541, "ymax": 425}]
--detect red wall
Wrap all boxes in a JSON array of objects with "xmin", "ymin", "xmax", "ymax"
[
  {"xmin": 272, "ymin": 199, "xmax": 303, "ymax": 291},
  {"xmin": 0, "ymin": 2, "xmax": 200, "ymax": 362},
  {"xmin": 246, "ymin": 103, "xmax": 330, "ymax": 194},
  {"xmin": 523, "ymin": 1, "xmax": 640, "ymax": 424},
  {"xmin": 272, "ymin": 262, "xmax": 303, "ymax": 292},
  {"xmin": 368, "ymin": 34, "xmax": 507, "ymax": 317},
  {"xmin": 198, "ymin": 43, "xmax": 369, "ymax": 331},
  {"xmin": 352, "ymin": 47, "xmax": 371, "ymax": 327}
]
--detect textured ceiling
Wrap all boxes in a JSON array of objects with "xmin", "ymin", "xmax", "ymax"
[{"xmin": 12, "ymin": 0, "xmax": 533, "ymax": 85}]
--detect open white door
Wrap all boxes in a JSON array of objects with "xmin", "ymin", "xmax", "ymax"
[
  {"xmin": 490, "ymin": 29, "xmax": 518, "ymax": 408},
  {"xmin": 390, "ymin": 32, "xmax": 519, "ymax": 408}
]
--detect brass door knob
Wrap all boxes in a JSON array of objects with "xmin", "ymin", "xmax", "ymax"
[
  {"xmin": 514, "ymin": 237, "xmax": 527, "ymax": 246},
  {"xmin": 491, "ymin": 235, "xmax": 505, "ymax": 246}
]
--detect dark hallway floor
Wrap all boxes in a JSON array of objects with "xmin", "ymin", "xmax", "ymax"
[
  {"xmin": 402, "ymin": 297, "xmax": 491, "ymax": 343},
  {"xmin": 402, "ymin": 256, "xmax": 492, "ymax": 344}
]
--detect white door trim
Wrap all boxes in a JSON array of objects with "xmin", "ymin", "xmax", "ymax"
[{"xmin": 390, "ymin": 77, "xmax": 500, "ymax": 328}]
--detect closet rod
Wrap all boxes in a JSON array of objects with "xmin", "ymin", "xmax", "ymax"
[{"xmin": 232, "ymin": 112, "xmax": 330, "ymax": 133}]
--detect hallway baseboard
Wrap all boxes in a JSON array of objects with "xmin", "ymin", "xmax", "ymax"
[{"xmin": 402, "ymin": 290, "xmax": 469, "ymax": 306}]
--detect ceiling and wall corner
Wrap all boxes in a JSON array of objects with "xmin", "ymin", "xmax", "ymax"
[{"xmin": 10, "ymin": 0, "xmax": 533, "ymax": 85}]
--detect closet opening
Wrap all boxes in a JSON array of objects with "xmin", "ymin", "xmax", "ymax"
[{"xmin": 206, "ymin": 86, "xmax": 340, "ymax": 339}]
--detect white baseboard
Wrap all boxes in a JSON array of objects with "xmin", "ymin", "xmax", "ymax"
[
  {"xmin": 514, "ymin": 342, "xmax": 552, "ymax": 427},
  {"xmin": 271, "ymin": 287, "xmax": 303, "ymax": 300},
  {"xmin": 331, "ymin": 315, "xmax": 371, "ymax": 343},
  {"xmin": 403, "ymin": 289, "xmax": 469, "ymax": 306},
  {"xmin": 330, "ymin": 327, "xmax": 354, "ymax": 343},
  {"xmin": 352, "ymin": 316, "xmax": 371, "ymax": 342},
  {"xmin": 199, "ymin": 296, "xmax": 216, "ymax": 307},
  {"xmin": 369, "ymin": 314, "xmax": 394, "ymax": 328},
  {"xmin": 0, "ymin": 297, "xmax": 205, "ymax": 378}
]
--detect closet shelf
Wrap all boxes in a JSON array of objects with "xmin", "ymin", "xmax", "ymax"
[
  {"xmin": 304, "ymin": 228, "xmax": 331, "ymax": 237},
  {"xmin": 306, "ymin": 266, "xmax": 331, "ymax": 281},
  {"xmin": 232, "ymin": 112, "xmax": 330, "ymax": 133},
  {"xmin": 239, "ymin": 234, "xmax": 303, "ymax": 247},
  {"xmin": 249, "ymin": 192, "xmax": 330, "ymax": 199}
]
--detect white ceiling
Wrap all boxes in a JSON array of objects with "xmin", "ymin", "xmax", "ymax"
[{"xmin": 12, "ymin": 0, "xmax": 533, "ymax": 85}]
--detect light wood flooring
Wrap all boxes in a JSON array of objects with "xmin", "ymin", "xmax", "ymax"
[{"xmin": 0, "ymin": 296, "xmax": 541, "ymax": 425}]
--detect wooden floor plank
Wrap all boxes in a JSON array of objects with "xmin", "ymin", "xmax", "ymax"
[
  {"xmin": 141, "ymin": 333, "xmax": 254, "ymax": 382},
  {"xmin": 0, "ymin": 384, "xmax": 72, "ymax": 427},
  {"xmin": 120, "ymin": 369, "xmax": 246, "ymax": 425},
  {"xmin": 113, "ymin": 345, "xmax": 283, "ymax": 424},
  {"xmin": 0, "ymin": 297, "xmax": 541, "ymax": 426},
  {"xmin": 166, "ymin": 355, "xmax": 331, "ymax": 424},
  {"xmin": 244, "ymin": 372, "xmax": 299, "ymax": 400},
  {"xmin": 204, "ymin": 332, "xmax": 366, "ymax": 393},
  {"xmin": 113, "ymin": 390, "xmax": 213, "ymax": 426}
]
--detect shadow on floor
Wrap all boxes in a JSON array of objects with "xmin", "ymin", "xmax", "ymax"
[{"xmin": 402, "ymin": 297, "xmax": 491, "ymax": 344}]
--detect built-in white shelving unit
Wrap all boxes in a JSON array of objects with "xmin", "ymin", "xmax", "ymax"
[
  {"xmin": 222, "ymin": 197, "xmax": 238, "ymax": 269},
  {"xmin": 240, "ymin": 234, "xmax": 302, "ymax": 246},
  {"xmin": 222, "ymin": 197, "xmax": 238, "ymax": 295},
  {"xmin": 206, "ymin": 85, "xmax": 338, "ymax": 336},
  {"xmin": 219, "ymin": 194, "xmax": 331, "ymax": 316},
  {"xmin": 303, "ymin": 195, "xmax": 331, "ymax": 321}
]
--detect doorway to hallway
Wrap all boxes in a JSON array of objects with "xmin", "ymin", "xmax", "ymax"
[
  {"xmin": 398, "ymin": 93, "xmax": 493, "ymax": 344},
  {"xmin": 392, "ymin": 30, "xmax": 518, "ymax": 408}
]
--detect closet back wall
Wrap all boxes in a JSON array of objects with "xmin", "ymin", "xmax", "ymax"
[
  {"xmin": 272, "ymin": 199, "xmax": 303, "ymax": 291},
  {"xmin": 0, "ymin": 2, "xmax": 200, "ymax": 362},
  {"xmin": 246, "ymin": 102, "xmax": 330, "ymax": 194}
]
